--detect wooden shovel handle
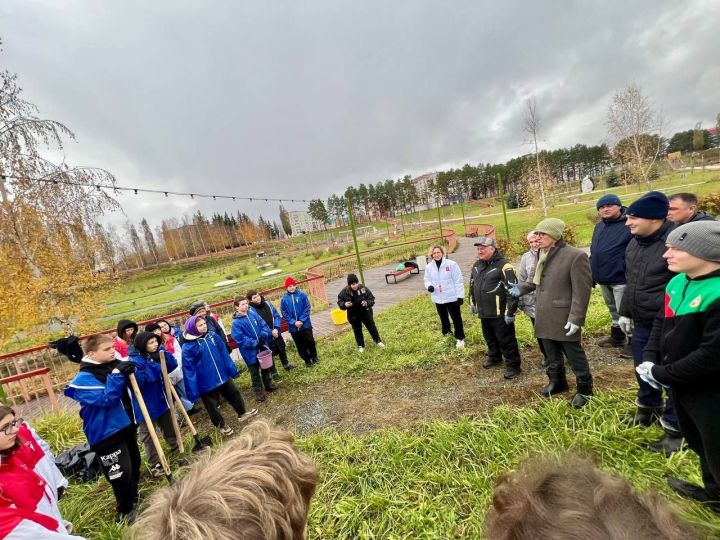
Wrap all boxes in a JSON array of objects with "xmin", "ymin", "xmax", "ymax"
[
  {"xmin": 168, "ymin": 383, "xmax": 198, "ymax": 437},
  {"xmin": 159, "ymin": 351, "xmax": 184, "ymax": 454},
  {"xmin": 128, "ymin": 373, "xmax": 171, "ymax": 477}
]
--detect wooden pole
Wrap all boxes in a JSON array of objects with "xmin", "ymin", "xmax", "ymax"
[{"xmin": 159, "ymin": 351, "xmax": 184, "ymax": 454}]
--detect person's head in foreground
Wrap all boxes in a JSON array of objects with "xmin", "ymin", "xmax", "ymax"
[
  {"xmin": 663, "ymin": 221, "xmax": 720, "ymax": 277},
  {"xmin": 127, "ymin": 421, "xmax": 319, "ymax": 540},
  {"xmin": 485, "ymin": 455, "xmax": 696, "ymax": 540}
]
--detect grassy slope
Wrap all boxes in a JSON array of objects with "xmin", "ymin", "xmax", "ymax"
[{"xmin": 34, "ymin": 291, "xmax": 720, "ymax": 539}]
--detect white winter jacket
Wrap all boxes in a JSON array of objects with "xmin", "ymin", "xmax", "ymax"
[{"xmin": 423, "ymin": 257, "xmax": 464, "ymax": 305}]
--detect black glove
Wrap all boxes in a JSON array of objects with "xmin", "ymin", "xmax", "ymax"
[
  {"xmin": 117, "ymin": 362, "xmax": 136, "ymax": 375},
  {"xmin": 427, "ymin": 286, "xmax": 435, "ymax": 293},
  {"xmin": 457, "ymin": 298, "xmax": 464, "ymax": 306}
]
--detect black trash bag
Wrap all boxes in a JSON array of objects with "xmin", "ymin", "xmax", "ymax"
[{"xmin": 55, "ymin": 443, "xmax": 102, "ymax": 483}]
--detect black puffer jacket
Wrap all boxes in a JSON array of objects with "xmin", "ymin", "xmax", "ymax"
[
  {"xmin": 337, "ymin": 285, "xmax": 376, "ymax": 323},
  {"xmin": 618, "ymin": 220, "xmax": 675, "ymax": 325},
  {"xmin": 469, "ymin": 250, "xmax": 518, "ymax": 319}
]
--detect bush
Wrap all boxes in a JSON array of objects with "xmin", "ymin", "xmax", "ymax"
[
  {"xmin": 605, "ymin": 168, "xmax": 621, "ymax": 188},
  {"xmin": 505, "ymin": 192, "xmax": 527, "ymax": 209},
  {"xmin": 224, "ymin": 274, "xmax": 236, "ymax": 280},
  {"xmin": 699, "ymin": 191, "xmax": 720, "ymax": 216},
  {"xmin": 563, "ymin": 224, "xmax": 578, "ymax": 246},
  {"xmin": 239, "ymin": 264, "xmax": 249, "ymax": 276},
  {"xmin": 495, "ymin": 238, "xmax": 519, "ymax": 258},
  {"xmin": 312, "ymin": 249, "xmax": 324, "ymax": 260}
]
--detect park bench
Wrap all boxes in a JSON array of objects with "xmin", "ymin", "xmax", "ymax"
[
  {"xmin": 465, "ymin": 226, "xmax": 479, "ymax": 237},
  {"xmin": 0, "ymin": 367, "xmax": 60, "ymax": 413},
  {"xmin": 385, "ymin": 266, "xmax": 420, "ymax": 284}
]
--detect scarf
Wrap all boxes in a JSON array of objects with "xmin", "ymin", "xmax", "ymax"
[{"xmin": 533, "ymin": 248, "xmax": 550, "ymax": 286}]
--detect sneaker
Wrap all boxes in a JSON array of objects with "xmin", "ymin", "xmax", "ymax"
[
  {"xmin": 483, "ymin": 357, "xmax": 503, "ymax": 369},
  {"xmin": 187, "ymin": 406, "xmax": 201, "ymax": 416},
  {"xmin": 305, "ymin": 361, "xmax": 313, "ymax": 368},
  {"xmin": 283, "ymin": 363, "xmax": 296, "ymax": 370},
  {"xmin": 503, "ymin": 368, "xmax": 520, "ymax": 380},
  {"xmin": 619, "ymin": 342, "xmax": 632, "ymax": 359},
  {"xmin": 219, "ymin": 426, "xmax": 234, "ymax": 437},
  {"xmin": 358, "ymin": 346, "xmax": 365, "ymax": 353},
  {"xmin": 377, "ymin": 342, "xmax": 385, "ymax": 348},
  {"xmin": 456, "ymin": 339, "xmax": 465, "ymax": 349},
  {"xmin": 650, "ymin": 433, "xmax": 684, "ymax": 455},
  {"xmin": 238, "ymin": 408, "xmax": 258, "ymax": 424},
  {"xmin": 272, "ymin": 372, "xmax": 282, "ymax": 382},
  {"xmin": 311, "ymin": 357, "xmax": 319, "ymax": 364},
  {"xmin": 150, "ymin": 463, "xmax": 164, "ymax": 478}
]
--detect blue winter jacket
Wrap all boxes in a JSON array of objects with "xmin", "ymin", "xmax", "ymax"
[
  {"xmin": 230, "ymin": 311, "xmax": 272, "ymax": 366},
  {"xmin": 181, "ymin": 330, "xmax": 239, "ymax": 402},
  {"xmin": 128, "ymin": 346, "xmax": 178, "ymax": 422},
  {"xmin": 590, "ymin": 208, "xmax": 633, "ymax": 285},
  {"xmin": 64, "ymin": 363, "xmax": 134, "ymax": 446},
  {"xmin": 280, "ymin": 289, "xmax": 313, "ymax": 332}
]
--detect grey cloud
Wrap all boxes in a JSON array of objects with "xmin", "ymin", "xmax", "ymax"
[{"xmin": 2, "ymin": 0, "xmax": 717, "ymax": 227}]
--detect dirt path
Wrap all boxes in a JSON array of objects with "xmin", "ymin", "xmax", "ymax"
[{"xmin": 228, "ymin": 342, "xmax": 637, "ymax": 435}]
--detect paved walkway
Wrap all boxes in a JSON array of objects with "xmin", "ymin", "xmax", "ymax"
[{"xmin": 302, "ymin": 237, "xmax": 479, "ymax": 338}]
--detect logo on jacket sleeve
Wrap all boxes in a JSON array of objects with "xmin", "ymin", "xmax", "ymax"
[{"xmin": 689, "ymin": 295, "xmax": 702, "ymax": 309}]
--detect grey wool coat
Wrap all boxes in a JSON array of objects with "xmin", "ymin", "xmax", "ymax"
[{"xmin": 519, "ymin": 239, "xmax": 592, "ymax": 342}]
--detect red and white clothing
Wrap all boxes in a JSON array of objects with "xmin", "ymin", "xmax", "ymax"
[
  {"xmin": 0, "ymin": 424, "xmax": 84, "ymax": 539},
  {"xmin": 112, "ymin": 337, "xmax": 130, "ymax": 360}
]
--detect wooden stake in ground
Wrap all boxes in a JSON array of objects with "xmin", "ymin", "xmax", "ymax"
[
  {"xmin": 128, "ymin": 373, "xmax": 173, "ymax": 484},
  {"xmin": 168, "ymin": 384, "xmax": 212, "ymax": 451},
  {"xmin": 159, "ymin": 350, "xmax": 184, "ymax": 454}
]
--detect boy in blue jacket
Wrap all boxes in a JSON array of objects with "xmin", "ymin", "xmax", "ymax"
[
  {"xmin": 181, "ymin": 315, "xmax": 257, "ymax": 436},
  {"xmin": 129, "ymin": 331, "xmax": 180, "ymax": 478},
  {"xmin": 231, "ymin": 297, "xmax": 278, "ymax": 402},
  {"xmin": 64, "ymin": 334, "xmax": 140, "ymax": 521},
  {"xmin": 280, "ymin": 277, "xmax": 319, "ymax": 368}
]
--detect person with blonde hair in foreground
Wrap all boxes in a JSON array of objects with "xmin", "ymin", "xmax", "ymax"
[
  {"xmin": 127, "ymin": 421, "xmax": 319, "ymax": 540},
  {"xmin": 485, "ymin": 455, "xmax": 696, "ymax": 540}
]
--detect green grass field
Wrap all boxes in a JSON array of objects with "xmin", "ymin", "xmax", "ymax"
[{"xmin": 34, "ymin": 289, "xmax": 720, "ymax": 539}]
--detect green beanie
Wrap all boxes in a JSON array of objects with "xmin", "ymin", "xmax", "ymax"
[{"xmin": 533, "ymin": 218, "xmax": 565, "ymax": 240}]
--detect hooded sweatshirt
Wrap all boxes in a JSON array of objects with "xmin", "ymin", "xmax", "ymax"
[
  {"xmin": 128, "ymin": 332, "xmax": 178, "ymax": 422},
  {"xmin": 113, "ymin": 319, "xmax": 138, "ymax": 359}
]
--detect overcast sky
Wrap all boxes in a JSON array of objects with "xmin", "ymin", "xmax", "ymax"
[{"xmin": 2, "ymin": 0, "xmax": 718, "ymax": 228}]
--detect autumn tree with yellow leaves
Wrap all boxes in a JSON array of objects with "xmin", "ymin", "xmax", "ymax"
[{"xmin": 0, "ymin": 61, "xmax": 119, "ymax": 349}]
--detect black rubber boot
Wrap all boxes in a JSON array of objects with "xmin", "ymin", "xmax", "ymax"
[
  {"xmin": 541, "ymin": 372, "xmax": 569, "ymax": 397},
  {"xmin": 667, "ymin": 477, "xmax": 710, "ymax": 502},
  {"xmin": 483, "ymin": 357, "xmax": 503, "ymax": 369},
  {"xmin": 619, "ymin": 338, "xmax": 632, "ymax": 359},
  {"xmin": 503, "ymin": 367, "xmax": 521, "ymax": 380},
  {"xmin": 630, "ymin": 405, "xmax": 663, "ymax": 427},
  {"xmin": 650, "ymin": 432, "xmax": 684, "ymax": 455},
  {"xmin": 598, "ymin": 326, "xmax": 626, "ymax": 348},
  {"xmin": 570, "ymin": 378, "xmax": 593, "ymax": 409}
]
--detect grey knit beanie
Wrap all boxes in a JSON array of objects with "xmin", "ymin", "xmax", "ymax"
[{"xmin": 666, "ymin": 221, "xmax": 720, "ymax": 262}]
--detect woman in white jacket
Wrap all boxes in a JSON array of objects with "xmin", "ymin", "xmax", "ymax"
[{"xmin": 423, "ymin": 245, "xmax": 466, "ymax": 348}]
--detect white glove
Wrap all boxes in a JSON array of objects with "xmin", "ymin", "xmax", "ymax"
[
  {"xmin": 564, "ymin": 321, "xmax": 580, "ymax": 336},
  {"xmin": 168, "ymin": 366, "xmax": 183, "ymax": 385},
  {"xmin": 507, "ymin": 285, "xmax": 522, "ymax": 298},
  {"xmin": 618, "ymin": 316, "xmax": 633, "ymax": 335},
  {"xmin": 635, "ymin": 361, "xmax": 664, "ymax": 390}
]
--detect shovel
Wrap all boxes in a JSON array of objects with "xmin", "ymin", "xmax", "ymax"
[
  {"xmin": 168, "ymin": 384, "xmax": 212, "ymax": 451},
  {"xmin": 128, "ymin": 373, "xmax": 174, "ymax": 484},
  {"xmin": 159, "ymin": 350, "xmax": 184, "ymax": 454}
]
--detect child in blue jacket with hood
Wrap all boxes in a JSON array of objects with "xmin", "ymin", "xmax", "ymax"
[
  {"xmin": 280, "ymin": 277, "xmax": 319, "ymax": 368},
  {"xmin": 231, "ymin": 297, "xmax": 278, "ymax": 402},
  {"xmin": 128, "ymin": 331, "xmax": 180, "ymax": 477},
  {"xmin": 181, "ymin": 315, "xmax": 257, "ymax": 436},
  {"xmin": 64, "ymin": 334, "xmax": 140, "ymax": 521}
]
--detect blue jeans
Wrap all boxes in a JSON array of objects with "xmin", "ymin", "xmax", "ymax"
[
  {"xmin": 632, "ymin": 323, "xmax": 679, "ymax": 431},
  {"xmin": 173, "ymin": 379, "xmax": 194, "ymax": 411}
]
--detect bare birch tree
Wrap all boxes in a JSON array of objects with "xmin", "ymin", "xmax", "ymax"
[
  {"xmin": 606, "ymin": 84, "xmax": 664, "ymax": 189},
  {"xmin": 523, "ymin": 97, "xmax": 550, "ymax": 217}
]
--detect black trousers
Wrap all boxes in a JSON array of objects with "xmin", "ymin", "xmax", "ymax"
[
  {"xmin": 674, "ymin": 387, "xmax": 720, "ymax": 497},
  {"xmin": 92, "ymin": 425, "xmax": 141, "ymax": 516},
  {"xmin": 540, "ymin": 339, "xmax": 592, "ymax": 385},
  {"xmin": 350, "ymin": 311, "xmax": 381, "ymax": 347},
  {"xmin": 529, "ymin": 317, "xmax": 547, "ymax": 358},
  {"xmin": 269, "ymin": 335, "xmax": 290, "ymax": 367},
  {"xmin": 200, "ymin": 380, "xmax": 248, "ymax": 428},
  {"xmin": 435, "ymin": 300, "xmax": 465, "ymax": 340},
  {"xmin": 480, "ymin": 317, "xmax": 521, "ymax": 369},
  {"xmin": 247, "ymin": 362, "xmax": 274, "ymax": 391},
  {"xmin": 290, "ymin": 328, "xmax": 317, "ymax": 364}
]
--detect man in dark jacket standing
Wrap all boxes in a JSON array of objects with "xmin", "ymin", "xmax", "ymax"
[
  {"xmin": 668, "ymin": 193, "xmax": 715, "ymax": 225},
  {"xmin": 469, "ymin": 237, "xmax": 521, "ymax": 380},
  {"xmin": 590, "ymin": 194, "xmax": 633, "ymax": 355},
  {"xmin": 338, "ymin": 273, "xmax": 384, "ymax": 353},
  {"xmin": 509, "ymin": 218, "xmax": 593, "ymax": 408},
  {"xmin": 248, "ymin": 291, "xmax": 296, "ymax": 371},
  {"xmin": 637, "ymin": 221, "xmax": 720, "ymax": 512},
  {"xmin": 618, "ymin": 191, "xmax": 681, "ymax": 453}
]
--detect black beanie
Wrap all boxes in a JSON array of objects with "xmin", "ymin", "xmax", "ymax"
[
  {"xmin": 144, "ymin": 322, "xmax": 161, "ymax": 334},
  {"xmin": 134, "ymin": 331, "xmax": 161, "ymax": 354},
  {"xmin": 347, "ymin": 273, "xmax": 359, "ymax": 285}
]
